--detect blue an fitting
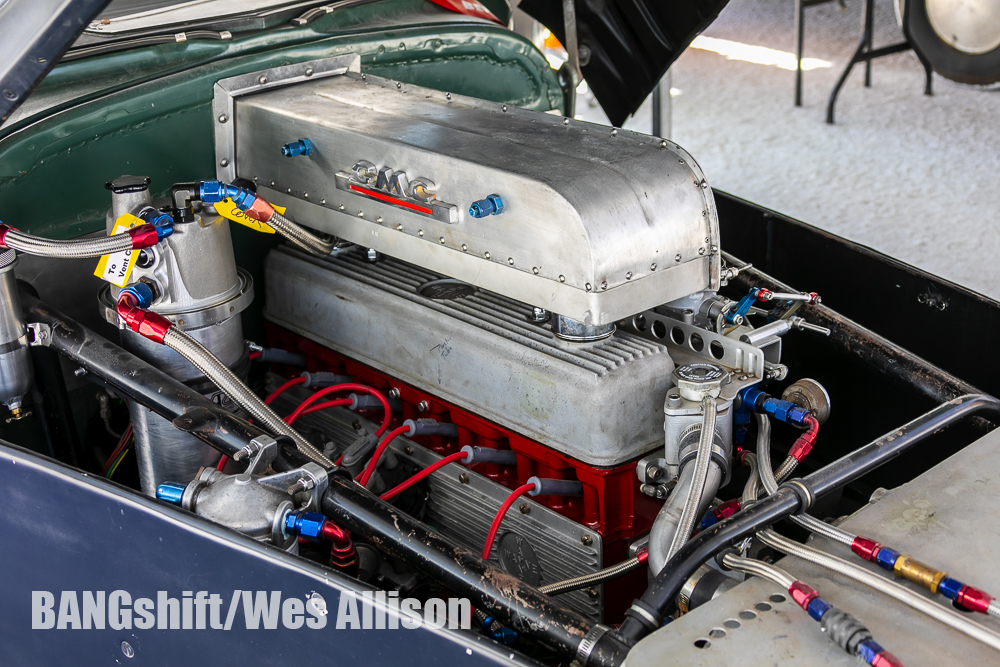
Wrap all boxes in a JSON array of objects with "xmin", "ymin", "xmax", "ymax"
[
  {"xmin": 119, "ymin": 281, "xmax": 158, "ymax": 309},
  {"xmin": 137, "ymin": 208, "xmax": 175, "ymax": 240},
  {"xmin": 284, "ymin": 511, "xmax": 327, "ymax": 541},
  {"xmin": 156, "ymin": 482, "xmax": 186, "ymax": 505},
  {"xmin": 737, "ymin": 386, "xmax": 811, "ymax": 426},
  {"xmin": 938, "ymin": 577, "xmax": 965, "ymax": 601},
  {"xmin": 482, "ymin": 616, "xmax": 517, "ymax": 645},
  {"xmin": 469, "ymin": 194, "xmax": 504, "ymax": 218},
  {"xmin": 699, "ymin": 512, "xmax": 719, "ymax": 530},
  {"xmin": 527, "ymin": 477, "xmax": 583, "ymax": 497},
  {"xmin": 806, "ymin": 596, "xmax": 833, "ymax": 621},
  {"xmin": 198, "ymin": 180, "xmax": 255, "ymax": 209},
  {"xmin": 874, "ymin": 546, "xmax": 900, "ymax": 571},
  {"xmin": 281, "ymin": 138, "xmax": 314, "ymax": 157}
]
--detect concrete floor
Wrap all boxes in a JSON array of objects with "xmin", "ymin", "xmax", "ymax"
[{"xmin": 576, "ymin": 0, "xmax": 1000, "ymax": 300}]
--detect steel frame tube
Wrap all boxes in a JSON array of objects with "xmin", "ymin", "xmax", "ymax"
[
  {"xmin": 21, "ymin": 293, "xmax": 262, "ymax": 460},
  {"xmin": 321, "ymin": 474, "xmax": 607, "ymax": 662}
]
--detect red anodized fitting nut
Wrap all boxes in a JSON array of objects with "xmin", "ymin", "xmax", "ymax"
[
  {"xmin": 956, "ymin": 586, "xmax": 995, "ymax": 614},
  {"xmin": 788, "ymin": 581, "xmax": 819, "ymax": 610},
  {"xmin": 116, "ymin": 296, "xmax": 173, "ymax": 344},
  {"xmin": 127, "ymin": 223, "xmax": 162, "ymax": 249},
  {"xmin": 756, "ymin": 288, "xmax": 773, "ymax": 302},
  {"xmin": 243, "ymin": 197, "xmax": 276, "ymax": 223},
  {"xmin": 872, "ymin": 651, "xmax": 905, "ymax": 667},
  {"xmin": 0, "ymin": 223, "xmax": 13, "ymax": 248},
  {"xmin": 851, "ymin": 536, "xmax": 882, "ymax": 562}
]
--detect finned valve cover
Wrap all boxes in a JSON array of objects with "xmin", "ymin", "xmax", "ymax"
[{"xmin": 215, "ymin": 56, "xmax": 721, "ymax": 325}]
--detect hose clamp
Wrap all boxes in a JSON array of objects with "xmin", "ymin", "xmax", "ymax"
[
  {"xmin": 576, "ymin": 623, "xmax": 611, "ymax": 665},
  {"xmin": 783, "ymin": 479, "xmax": 814, "ymax": 512}
]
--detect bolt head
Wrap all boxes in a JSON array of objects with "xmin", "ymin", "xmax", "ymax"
[
  {"xmin": 219, "ymin": 158, "xmax": 229, "ymax": 167},
  {"xmin": 508, "ymin": 257, "xmax": 514, "ymax": 265},
  {"xmin": 519, "ymin": 503, "xmax": 530, "ymax": 514},
  {"xmin": 120, "ymin": 641, "xmax": 135, "ymax": 658},
  {"xmin": 218, "ymin": 114, "xmax": 228, "ymax": 123},
  {"xmin": 585, "ymin": 283, "xmax": 592, "ymax": 291},
  {"xmin": 258, "ymin": 75, "xmax": 268, "ymax": 84},
  {"xmin": 581, "ymin": 534, "xmax": 593, "ymax": 546},
  {"xmin": 396, "ymin": 82, "xmax": 402, "ymax": 89},
  {"xmin": 559, "ymin": 275, "xmax": 566, "ymax": 283},
  {"xmin": 440, "ymin": 237, "xmax": 446, "ymax": 244},
  {"xmin": 502, "ymin": 105, "xmax": 508, "ymax": 112},
  {"xmin": 459, "ymin": 473, "xmax": 469, "ymax": 484},
  {"xmin": 611, "ymin": 129, "xmax": 618, "ymax": 136},
  {"xmin": 660, "ymin": 140, "xmax": 668, "ymax": 148},
  {"xmin": 418, "ymin": 229, "xmax": 424, "ymax": 237},
  {"xmin": 461, "ymin": 244, "xmax": 467, "ymax": 251},
  {"xmin": 626, "ymin": 272, "xmax": 632, "ymax": 280},
  {"xmin": 2, "ymin": 89, "xmax": 17, "ymax": 100},
  {"xmin": 675, "ymin": 254, "xmax": 682, "ymax": 262},
  {"xmin": 484, "ymin": 252, "xmax": 491, "ymax": 259},
  {"xmin": 417, "ymin": 400, "xmax": 429, "ymax": 412},
  {"xmin": 586, "ymin": 588, "xmax": 599, "ymax": 599},
  {"xmin": 563, "ymin": 118, "xmax": 570, "ymax": 125},
  {"xmin": 305, "ymin": 67, "xmax": 314, "ymax": 77},
  {"xmin": 446, "ymin": 92, "xmax": 452, "ymax": 100},
  {"xmin": 404, "ymin": 445, "xmax": 414, "ymax": 455}
]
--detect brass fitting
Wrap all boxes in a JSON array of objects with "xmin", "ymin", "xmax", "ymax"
[{"xmin": 893, "ymin": 554, "xmax": 947, "ymax": 593}]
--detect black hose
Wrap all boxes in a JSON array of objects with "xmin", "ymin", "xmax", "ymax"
[{"xmin": 596, "ymin": 394, "xmax": 1000, "ymax": 664}]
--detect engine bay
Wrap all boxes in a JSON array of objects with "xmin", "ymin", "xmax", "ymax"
[{"xmin": 2, "ymin": 13, "xmax": 999, "ymax": 666}]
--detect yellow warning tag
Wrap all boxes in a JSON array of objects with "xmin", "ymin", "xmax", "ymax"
[
  {"xmin": 212, "ymin": 198, "xmax": 284, "ymax": 234},
  {"xmin": 94, "ymin": 214, "xmax": 143, "ymax": 288}
]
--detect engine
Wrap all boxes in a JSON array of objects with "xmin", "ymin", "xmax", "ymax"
[{"xmin": 3, "ymin": 51, "xmax": 996, "ymax": 667}]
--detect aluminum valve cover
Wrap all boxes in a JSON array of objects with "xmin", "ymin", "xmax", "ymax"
[
  {"xmin": 216, "ymin": 56, "xmax": 720, "ymax": 325},
  {"xmin": 264, "ymin": 245, "xmax": 676, "ymax": 467}
]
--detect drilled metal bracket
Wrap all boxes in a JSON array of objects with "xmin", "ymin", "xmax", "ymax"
[{"xmin": 26, "ymin": 322, "xmax": 51, "ymax": 347}]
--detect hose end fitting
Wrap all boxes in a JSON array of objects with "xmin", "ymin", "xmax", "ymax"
[
  {"xmin": 788, "ymin": 580, "xmax": 819, "ymax": 611},
  {"xmin": 116, "ymin": 297, "xmax": 173, "ymax": 344},
  {"xmin": 127, "ymin": 224, "xmax": 163, "ymax": 249},
  {"xmin": 119, "ymin": 280, "xmax": 158, "ymax": 309},
  {"xmin": 0, "ymin": 223, "xmax": 12, "ymax": 248},
  {"xmin": 281, "ymin": 138, "xmax": 314, "ymax": 157},
  {"xmin": 850, "ymin": 536, "xmax": 882, "ymax": 562},
  {"xmin": 284, "ymin": 510, "xmax": 327, "ymax": 541}
]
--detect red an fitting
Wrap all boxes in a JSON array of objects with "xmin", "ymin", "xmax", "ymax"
[
  {"xmin": 0, "ymin": 223, "xmax": 12, "ymax": 248},
  {"xmin": 788, "ymin": 415, "xmax": 820, "ymax": 462},
  {"xmin": 321, "ymin": 521, "xmax": 358, "ymax": 576},
  {"xmin": 116, "ymin": 297, "xmax": 173, "ymax": 344},
  {"xmin": 714, "ymin": 499, "xmax": 742, "ymax": 521},
  {"xmin": 851, "ymin": 536, "xmax": 883, "ymax": 562},
  {"xmin": 756, "ymin": 288, "xmax": 773, "ymax": 302},
  {"xmin": 957, "ymin": 586, "xmax": 995, "ymax": 614},
  {"xmin": 127, "ymin": 223, "xmax": 161, "ymax": 249},
  {"xmin": 872, "ymin": 651, "xmax": 905, "ymax": 667},
  {"xmin": 243, "ymin": 197, "xmax": 276, "ymax": 223},
  {"xmin": 788, "ymin": 581, "xmax": 819, "ymax": 610}
]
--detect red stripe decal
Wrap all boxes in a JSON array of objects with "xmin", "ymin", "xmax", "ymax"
[{"xmin": 349, "ymin": 185, "xmax": 434, "ymax": 215}]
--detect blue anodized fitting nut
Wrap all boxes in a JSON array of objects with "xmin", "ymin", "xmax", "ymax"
[
  {"xmin": 281, "ymin": 138, "xmax": 314, "ymax": 157},
  {"xmin": 198, "ymin": 180, "xmax": 227, "ymax": 203},
  {"xmin": 156, "ymin": 482, "xmax": 186, "ymax": 505},
  {"xmin": 469, "ymin": 194, "xmax": 504, "ymax": 218},
  {"xmin": 119, "ymin": 281, "xmax": 158, "ymax": 309},
  {"xmin": 284, "ymin": 511, "xmax": 327, "ymax": 541}
]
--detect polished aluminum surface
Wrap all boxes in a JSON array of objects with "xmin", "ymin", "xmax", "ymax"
[
  {"xmin": 219, "ymin": 58, "xmax": 719, "ymax": 324},
  {"xmin": 265, "ymin": 245, "xmax": 675, "ymax": 467},
  {"xmin": 628, "ymin": 426, "xmax": 1000, "ymax": 666},
  {"xmin": 271, "ymin": 381, "xmax": 605, "ymax": 622}
]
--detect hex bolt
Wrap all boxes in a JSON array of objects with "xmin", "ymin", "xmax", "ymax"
[
  {"xmin": 581, "ymin": 534, "xmax": 593, "ymax": 546},
  {"xmin": 531, "ymin": 307, "xmax": 549, "ymax": 322},
  {"xmin": 366, "ymin": 248, "xmax": 380, "ymax": 262}
]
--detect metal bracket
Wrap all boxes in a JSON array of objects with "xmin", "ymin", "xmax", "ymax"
[
  {"xmin": 258, "ymin": 462, "xmax": 329, "ymax": 512},
  {"xmin": 241, "ymin": 435, "xmax": 278, "ymax": 476},
  {"xmin": 213, "ymin": 54, "xmax": 361, "ymax": 183},
  {"xmin": 623, "ymin": 313, "xmax": 765, "ymax": 378},
  {"xmin": 26, "ymin": 322, "xmax": 51, "ymax": 347}
]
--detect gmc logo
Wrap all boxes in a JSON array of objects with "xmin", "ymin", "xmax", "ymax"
[{"xmin": 335, "ymin": 160, "xmax": 458, "ymax": 224}]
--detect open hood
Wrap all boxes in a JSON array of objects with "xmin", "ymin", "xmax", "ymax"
[
  {"xmin": 0, "ymin": 0, "xmax": 110, "ymax": 122},
  {"xmin": 518, "ymin": 0, "xmax": 730, "ymax": 127}
]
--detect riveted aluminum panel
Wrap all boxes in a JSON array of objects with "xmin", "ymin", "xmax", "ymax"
[
  {"xmin": 265, "ymin": 245, "xmax": 676, "ymax": 467},
  {"xmin": 220, "ymin": 62, "xmax": 719, "ymax": 324},
  {"xmin": 626, "ymin": 427, "xmax": 1000, "ymax": 666}
]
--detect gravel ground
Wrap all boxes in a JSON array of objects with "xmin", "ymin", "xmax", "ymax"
[{"xmin": 576, "ymin": 0, "xmax": 1000, "ymax": 299}]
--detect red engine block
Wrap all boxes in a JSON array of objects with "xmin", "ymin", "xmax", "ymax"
[{"xmin": 267, "ymin": 324, "xmax": 660, "ymax": 621}]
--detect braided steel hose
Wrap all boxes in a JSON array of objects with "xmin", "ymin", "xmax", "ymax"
[
  {"xmin": 741, "ymin": 451, "xmax": 761, "ymax": 504},
  {"xmin": 540, "ymin": 553, "xmax": 648, "ymax": 596},
  {"xmin": 666, "ymin": 396, "xmax": 718, "ymax": 561},
  {"xmin": 759, "ymin": 529, "xmax": 1000, "ymax": 652},
  {"xmin": 162, "ymin": 327, "xmax": 333, "ymax": 468},
  {"xmin": 267, "ymin": 211, "xmax": 334, "ymax": 256}
]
